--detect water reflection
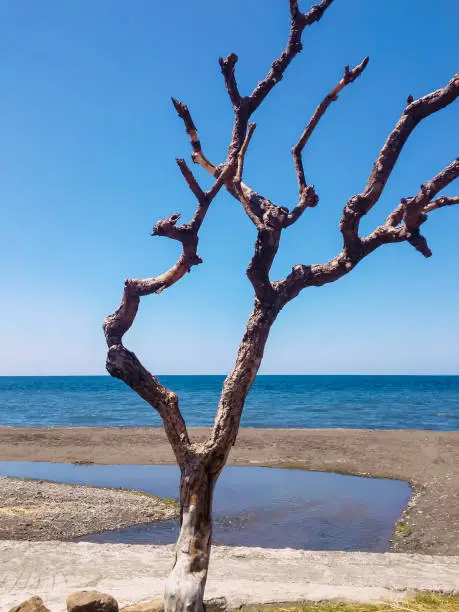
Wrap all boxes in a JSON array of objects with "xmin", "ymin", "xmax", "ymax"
[{"xmin": 0, "ymin": 462, "xmax": 411, "ymax": 552}]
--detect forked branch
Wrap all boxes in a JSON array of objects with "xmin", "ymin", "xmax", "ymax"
[
  {"xmin": 248, "ymin": 0, "xmax": 335, "ymax": 114},
  {"xmin": 380, "ymin": 158, "xmax": 459, "ymax": 257},
  {"xmin": 276, "ymin": 156, "xmax": 459, "ymax": 305},
  {"xmin": 404, "ymin": 159, "xmax": 459, "ymax": 232},
  {"xmin": 340, "ymin": 73, "xmax": 459, "ymax": 252},
  {"xmin": 172, "ymin": 0, "xmax": 337, "ymax": 218},
  {"xmin": 103, "ymin": 155, "xmax": 227, "ymax": 465}
]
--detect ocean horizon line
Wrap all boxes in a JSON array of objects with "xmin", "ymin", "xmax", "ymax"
[
  {"xmin": 1, "ymin": 373, "xmax": 459, "ymax": 378},
  {"xmin": 2, "ymin": 375, "xmax": 458, "ymax": 430}
]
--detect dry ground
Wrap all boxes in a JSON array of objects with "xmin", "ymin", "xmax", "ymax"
[{"xmin": 2, "ymin": 542, "xmax": 459, "ymax": 611}]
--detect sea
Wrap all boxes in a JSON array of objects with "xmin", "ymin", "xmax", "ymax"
[{"xmin": 0, "ymin": 375, "xmax": 458, "ymax": 430}]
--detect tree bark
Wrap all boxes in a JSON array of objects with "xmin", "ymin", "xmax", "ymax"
[
  {"xmin": 164, "ymin": 464, "xmax": 216, "ymax": 612},
  {"xmin": 164, "ymin": 301, "xmax": 278, "ymax": 612},
  {"xmin": 104, "ymin": 4, "xmax": 459, "ymax": 612}
]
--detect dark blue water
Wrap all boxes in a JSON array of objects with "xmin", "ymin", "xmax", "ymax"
[
  {"xmin": 0, "ymin": 462, "xmax": 411, "ymax": 552},
  {"xmin": 0, "ymin": 375, "xmax": 458, "ymax": 429}
]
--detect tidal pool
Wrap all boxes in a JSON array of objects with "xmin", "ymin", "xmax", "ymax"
[{"xmin": 0, "ymin": 462, "xmax": 411, "ymax": 552}]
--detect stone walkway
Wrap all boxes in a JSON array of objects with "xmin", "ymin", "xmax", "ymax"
[{"xmin": 2, "ymin": 542, "xmax": 459, "ymax": 611}]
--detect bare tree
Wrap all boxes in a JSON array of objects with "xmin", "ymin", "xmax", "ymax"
[{"xmin": 103, "ymin": 2, "xmax": 458, "ymax": 610}]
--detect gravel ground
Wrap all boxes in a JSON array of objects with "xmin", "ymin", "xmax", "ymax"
[
  {"xmin": 0, "ymin": 476, "xmax": 178, "ymax": 540},
  {"xmin": 0, "ymin": 427, "xmax": 458, "ymax": 554}
]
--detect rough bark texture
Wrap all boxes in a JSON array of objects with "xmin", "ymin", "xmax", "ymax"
[
  {"xmin": 103, "ymin": 2, "xmax": 458, "ymax": 611},
  {"xmin": 164, "ymin": 466, "xmax": 214, "ymax": 612}
]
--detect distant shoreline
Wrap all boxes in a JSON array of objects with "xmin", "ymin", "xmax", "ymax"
[{"xmin": 0, "ymin": 426, "xmax": 458, "ymax": 556}]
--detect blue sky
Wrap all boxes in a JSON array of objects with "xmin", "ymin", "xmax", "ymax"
[{"xmin": 1, "ymin": 0, "xmax": 458, "ymax": 375}]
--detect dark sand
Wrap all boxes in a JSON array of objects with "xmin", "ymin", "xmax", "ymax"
[{"xmin": 0, "ymin": 427, "xmax": 457, "ymax": 555}]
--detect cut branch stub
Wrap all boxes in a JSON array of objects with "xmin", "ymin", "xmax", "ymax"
[
  {"xmin": 152, "ymin": 213, "xmax": 182, "ymax": 239},
  {"xmin": 219, "ymin": 53, "xmax": 241, "ymax": 108},
  {"xmin": 171, "ymin": 98, "xmax": 216, "ymax": 174},
  {"xmin": 343, "ymin": 57, "xmax": 369, "ymax": 84},
  {"xmin": 152, "ymin": 213, "xmax": 203, "ymax": 270}
]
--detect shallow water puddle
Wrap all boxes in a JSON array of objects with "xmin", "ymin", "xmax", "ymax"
[{"xmin": 0, "ymin": 462, "xmax": 410, "ymax": 552}]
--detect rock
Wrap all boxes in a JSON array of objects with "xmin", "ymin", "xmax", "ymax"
[
  {"xmin": 9, "ymin": 596, "xmax": 51, "ymax": 612},
  {"xmin": 121, "ymin": 600, "xmax": 163, "ymax": 612},
  {"xmin": 204, "ymin": 597, "xmax": 228, "ymax": 612},
  {"xmin": 67, "ymin": 590, "xmax": 119, "ymax": 612}
]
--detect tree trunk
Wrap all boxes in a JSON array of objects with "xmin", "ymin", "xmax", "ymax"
[
  {"xmin": 104, "ymin": 5, "xmax": 459, "ymax": 612},
  {"xmin": 164, "ymin": 463, "xmax": 216, "ymax": 612}
]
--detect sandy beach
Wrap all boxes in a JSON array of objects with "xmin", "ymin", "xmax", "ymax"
[{"xmin": 0, "ymin": 427, "xmax": 458, "ymax": 555}]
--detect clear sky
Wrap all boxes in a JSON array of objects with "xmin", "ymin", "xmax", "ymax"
[{"xmin": 1, "ymin": 0, "xmax": 458, "ymax": 376}]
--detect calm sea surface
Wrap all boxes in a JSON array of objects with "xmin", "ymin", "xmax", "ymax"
[{"xmin": 0, "ymin": 375, "xmax": 458, "ymax": 429}]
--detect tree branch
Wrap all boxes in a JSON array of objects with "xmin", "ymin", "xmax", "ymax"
[
  {"xmin": 283, "ymin": 185, "xmax": 319, "ymax": 227},
  {"xmin": 292, "ymin": 57, "xmax": 369, "ymax": 197},
  {"xmin": 231, "ymin": 123, "xmax": 263, "ymax": 227},
  {"xmin": 390, "ymin": 158, "xmax": 459, "ymax": 257},
  {"xmin": 171, "ymin": 98, "xmax": 217, "ymax": 175},
  {"xmin": 235, "ymin": 122, "xmax": 256, "ymax": 184},
  {"xmin": 103, "ymin": 161, "xmax": 227, "ymax": 465},
  {"xmin": 276, "ymin": 157, "xmax": 459, "ymax": 305},
  {"xmin": 284, "ymin": 56, "xmax": 369, "ymax": 230},
  {"xmin": 206, "ymin": 163, "xmax": 233, "ymax": 201},
  {"xmin": 222, "ymin": 1, "xmax": 336, "ymax": 184},
  {"xmin": 340, "ymin": 73, "xmax": 459, "ymax": 252},
  {"xmin": 219, "ymin": 53, "xmax": 241, "ymax": 108},
  {"xmin": 423, "ymin": 195, "xmax": 459, "ymax": 213},
  {"xmin": 229, "ymin": 123, "xmax": 289, "ymax": 302},
  {"xmin": 204, "ymin": 300, "xmax": 280, "ymax": 464},
  {"xmin": 362, "ymin": 160, "xmax": 459, "ymax": 258},
  {"xmin": 106, "ymin": 343, "xmax": 191, "ymax": 465},
  {"xmin": 248, "ymin": 0, "xmax": 335, "ymax": 115},
  {"xmin": 176, "ymin": 158, "xmax": 205, "ymax": 202},
  {"xmin": 172, "ymin": 1, "xmax": 337, "ymax": 229},
  {"xmin": 246, "ymin": 227, "xmax": 283, "ymax": 303},
  {"xmin": 404, "ymin": 159, "xmax": 459, "ymax": 230}
]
